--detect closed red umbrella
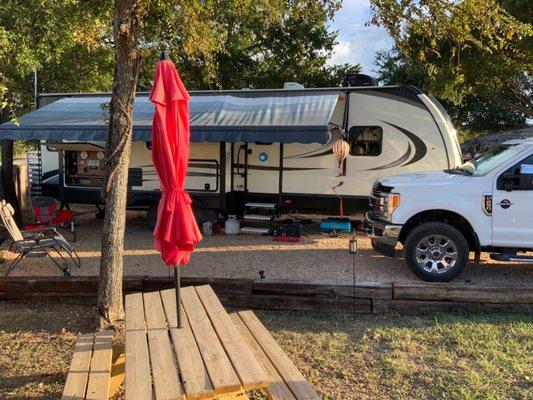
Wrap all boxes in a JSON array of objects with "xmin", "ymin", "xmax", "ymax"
[{"xmin": 150, "ymin": 53, "xmax": 202, "ymax": 327}]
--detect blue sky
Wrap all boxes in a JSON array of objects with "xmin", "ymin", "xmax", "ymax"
[{"xmin": 327, "ymin": 0, "xmax": 393, "ymax": 75}]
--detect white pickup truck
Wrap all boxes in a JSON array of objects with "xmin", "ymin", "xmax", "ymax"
[{"xmin": 365, "ymin": 139, "xmax": 533, "ymax": 282}]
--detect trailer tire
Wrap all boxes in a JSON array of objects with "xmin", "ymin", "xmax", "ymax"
[{"xmin": 403, "ymin": 222, "xmax": 469, "ymax": 282}]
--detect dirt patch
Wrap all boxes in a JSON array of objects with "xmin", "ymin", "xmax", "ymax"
[{"xmin": 1, "ymin": 210, "xmax": 532, "ymax": 286}]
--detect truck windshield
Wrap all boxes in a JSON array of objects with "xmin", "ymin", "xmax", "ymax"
[{"xmin": 456, "ymin": 145, "xmax": 522, "ymax": 176}]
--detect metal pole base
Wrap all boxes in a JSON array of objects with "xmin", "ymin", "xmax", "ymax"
[{"xmin": 174, "ymin": 266, "xmax": 183, "ymax": 328}]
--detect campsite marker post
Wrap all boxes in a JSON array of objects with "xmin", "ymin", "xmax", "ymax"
[{"xmin": 349, "ymin": 234, "xmax": 358, "ymax": 319}]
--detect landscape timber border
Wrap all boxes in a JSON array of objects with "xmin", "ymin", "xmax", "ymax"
[{"xmin": 0, "ymin": 276, "xmax": 531, "ymax": 314}]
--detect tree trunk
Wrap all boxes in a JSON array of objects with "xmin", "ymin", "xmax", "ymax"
[{"xmin": 97, "ymin": 0, "xmax": 143, "ymax": 329}]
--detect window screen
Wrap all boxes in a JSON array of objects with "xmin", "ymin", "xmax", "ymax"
[{"xmin": 348, "ymin": 126, "xmax": 383, "ymax": 156}]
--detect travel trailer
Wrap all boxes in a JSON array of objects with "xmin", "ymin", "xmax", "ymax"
[{"xmin": 0, "ymin": 84, "xmax": 462, "ymax": 219}]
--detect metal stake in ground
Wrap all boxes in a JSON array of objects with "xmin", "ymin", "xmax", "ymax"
[
  {"xmin": 349, "ymin": 235, "xmax": 358, "ymax": 319},
  {"xmin": 174, "ymin": 267, "xmax": 182, "ymax": 328}
]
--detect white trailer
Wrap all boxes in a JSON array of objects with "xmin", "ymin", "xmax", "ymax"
[{"xmin": 0, "ymin": 85, "xmax": 462, "ymax": 217}]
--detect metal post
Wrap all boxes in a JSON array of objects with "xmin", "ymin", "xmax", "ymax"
[
  {"xmin": 174, "ymin": 267, "xmax": 182, "ymax": 328},
  {"xmin": 352, "ymin": 252, "xmax": 356, "ymax": 319},
  {"xmin": 349, "ymin": 235, "xmax": 357, "ymax": 319}
]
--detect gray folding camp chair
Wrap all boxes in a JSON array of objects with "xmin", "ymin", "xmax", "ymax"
[{"xmin": 0, "ymin": 200, "xmax": 81, "ymax": 276}]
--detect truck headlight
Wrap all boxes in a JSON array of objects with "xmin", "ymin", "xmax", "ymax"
[{"xmin": 383, "ymin": 193, "xmax": 401, "ymax": 221}]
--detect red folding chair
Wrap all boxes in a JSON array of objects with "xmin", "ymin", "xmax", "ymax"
[{"xmin": 25, "ymin": 197, "xmax": 76, "ymax": 241}]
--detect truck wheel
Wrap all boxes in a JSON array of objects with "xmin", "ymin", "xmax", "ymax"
[{"xmin": 403, "ymin": 222, "xmax": 469, "ymax": 282}]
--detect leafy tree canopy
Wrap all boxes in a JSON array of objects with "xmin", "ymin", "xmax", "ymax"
[
  {"xmin": 375, "ymin": 48, "xmax": 528, "ymax": 135},
  {"xmin": 0, "ymin": 1, "xmax": 114, "ymax": 117},
  {"xmin": 0, "ymin": 0, "xmax": 358, "ymax": 119},
  {"xmin": 370, "ymin": 0, "xmax": 533, "ymax": 118}
]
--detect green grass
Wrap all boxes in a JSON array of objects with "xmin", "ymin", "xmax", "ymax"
[
  {"xmin": 0, "ymin": 302, "xmax": 531, "ymax": 399},
  {"xmin": 255, "ymin": 310, "xmax": 532, "ymax": 400}
]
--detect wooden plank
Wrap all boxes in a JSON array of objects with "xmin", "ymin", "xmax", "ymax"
[
  {"xmin": 143, "ymin": 277, "xmax": 254, "ymax": 295},
  {"xmin": 373, "ymin": 299, "xmax": 533, "ymax": 314},
  {"xmin": 229, "ymin": 313, "xmax": 296, "ymax": 400},
  {"xmin": 125, "ymin": 293, "xmax": 152, "ymax": 400},
  {"xmin": 238, "ymin": 310, "xmax": 320, "ymax": 400},
  {"xmin": 160, "ymin": 289, "xmax": 214, "ymax": 400},
  {"xmin": 180, "ymin": 286, "xmax": 243, "ymax": 396},
  {"xmin": 393, "ymin": 282, "xmax": 533, "ymax": 303},
  {"xmin": 219, "ymin": 294, "xmax": 372, "ymax": 313},
  {"xmin": 108, "ymin": 345, "xmax": 125, "ymax": 398},
  {"xmin": 143, "ymin": 291, "xmax": 184, "ymax": 400},
  {"xmin": 86, "ymin": 330, "xmax": 113, "ymax": 400},
  {"xmin": 252, "ymin": 279, "xmax": 393, "ymax": 300},
  {"xmin": 195, "ymin": 285, "xmax": 268, "ymax": 391},
  {"xmin": 0, "ymin": 276, "xmax": 145, "ymax": 294},
  {"xmin": 62, "ymin": 333, "xmax": 94, "ymax": 400}
]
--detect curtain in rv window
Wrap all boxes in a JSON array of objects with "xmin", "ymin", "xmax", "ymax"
[{"xmin": 348, "ymin": 126, "xmax": 383, "ymax": 156}]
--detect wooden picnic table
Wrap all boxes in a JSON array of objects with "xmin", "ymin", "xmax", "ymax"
[{"xmin": 125, "ymin": 285, "xmax": 269, "ymax": 400}]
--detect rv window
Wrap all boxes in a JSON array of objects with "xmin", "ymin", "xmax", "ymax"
[{"xmin": 348, "ymin": 126, "xmax": 382, "ymax": 156}]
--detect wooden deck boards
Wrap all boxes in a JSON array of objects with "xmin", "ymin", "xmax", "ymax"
[
  {"xmin": 229, "ymin": 313, "xmax": 296, "ymax": 400},
  {"xmin": 125, "ymin": 293, "xmax": 152, "ymax": 400},
  {"xmin": 238, "ymin": 310, "xmax": 320, "ymax": 400},
  {"xmin": 125, "ymin": 285, "xmax": 268, "ymax": 400},
  {"xmin": 195, "ymin": 285, "xmax": 268, "ymax": 391}
]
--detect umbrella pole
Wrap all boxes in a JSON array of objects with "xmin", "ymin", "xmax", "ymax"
[{"xmin": 174, "ymin": 266, "xmax": 182, "ymax": 328}]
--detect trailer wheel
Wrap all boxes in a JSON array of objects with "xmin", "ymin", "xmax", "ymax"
[{"xmin": 403, "ymin": 222, "xmax": 469, "ymax": 282}]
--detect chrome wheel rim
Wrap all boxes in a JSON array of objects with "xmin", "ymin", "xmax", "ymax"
[{"xmin": 415, "ymin": 235, "xmax": 458, "ymax": 274}]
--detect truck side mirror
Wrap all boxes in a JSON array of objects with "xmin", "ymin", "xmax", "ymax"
[{"xmin": 519, "ymin": 164, "xmax": 533, "ymax": 190}]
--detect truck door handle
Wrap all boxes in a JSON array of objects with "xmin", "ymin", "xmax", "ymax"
[{"xmin": 498, "ymin": 199, "xmax": 513, "ymax": 209}]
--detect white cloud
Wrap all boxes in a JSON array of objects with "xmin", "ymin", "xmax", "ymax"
[
  {"xmin": 330, "ymin": 41, "xmax": 352, "ymax": 65},
  {"xmin": 327, "ymin": 0, "xmax": 393, "ymax": 76}
]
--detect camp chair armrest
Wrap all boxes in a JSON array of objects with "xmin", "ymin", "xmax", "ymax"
[
  {"xmin": 13, "ymin": 238, "xmax": 40, "ymax": 247},
  {"xmin": 15, "ymin": 232, "xmax": 59, "ymax": 246},
  {"xmin": 21, "ymin": 227, "xmax": 59, "ymax": 237}
]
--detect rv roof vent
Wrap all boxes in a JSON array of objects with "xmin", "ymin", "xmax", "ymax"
[
  {"xmin": 342, "ymin": 74, "xmax": 378, "ymax": 87},
  {"xmin": 283, "ymin": 82, "xmax": 305, "ymax": 90}
]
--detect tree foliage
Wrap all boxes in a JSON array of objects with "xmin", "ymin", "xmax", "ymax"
[
  {"xmin": 0, "ymin": 0, "xmax": 355, "ymax": 119},
  {"xmin": 375, "ymin": 48, "xmax": 528, "ymax": 134},
  {"xmin": 0, "ymin": 1, "xmax": 114, "ymax": 117},
  {"xmin": 370, "ymin": 0, "xmax": 533, "ymax": 118}
]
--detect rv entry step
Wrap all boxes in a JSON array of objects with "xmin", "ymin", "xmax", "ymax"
[
  {"xmin": 240, "ymin": 227, "xmax": 270, "ymax": 234},
  {"xmin": 243, "ymin": 214, "xmax": 273, "ymax": 221},
  {"xmin": 245, "ymin": 202, "xmax": 277, "ymax": 209}
]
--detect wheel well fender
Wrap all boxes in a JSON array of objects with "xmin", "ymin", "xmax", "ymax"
[{"xmin": 399, "ymin": 210, "xmax": 480, "ymax": 252}]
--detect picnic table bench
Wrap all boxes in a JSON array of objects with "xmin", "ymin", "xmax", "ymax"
[
  {"xmin": 62, "ymin": 331, "xmax": 114, "ymax": 400},
  {"xmin": 63, "ymin": 284, "xmax": 319, "ymax": 400}
]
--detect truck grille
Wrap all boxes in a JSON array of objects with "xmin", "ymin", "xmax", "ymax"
[{"xmin": 369, "ymin": 182, "xmax": 393, "ymax": 220}]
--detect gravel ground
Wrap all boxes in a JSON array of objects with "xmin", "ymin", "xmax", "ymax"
[{"xmin": 1, "ymin": 210, "xmax": 532, "ymax": 285}]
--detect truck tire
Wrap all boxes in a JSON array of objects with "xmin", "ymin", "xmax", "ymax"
[{"xmin": 403, "ymin": 222, "xmax": 469, "ymax": 282}]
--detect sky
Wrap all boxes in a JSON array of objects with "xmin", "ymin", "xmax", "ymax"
[{"xmin": 327, "ymin": 0, "xmax": 393, "ymax": 76}]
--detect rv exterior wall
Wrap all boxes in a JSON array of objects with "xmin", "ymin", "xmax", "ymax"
[{"xmin": 36, "ymin": 86, "xmax": 461, "ymax": 215}]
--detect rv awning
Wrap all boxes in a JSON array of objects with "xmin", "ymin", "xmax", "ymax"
[{"xmin": 0, "ymin": 91, "xmax": 341, "ymax": 144}]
